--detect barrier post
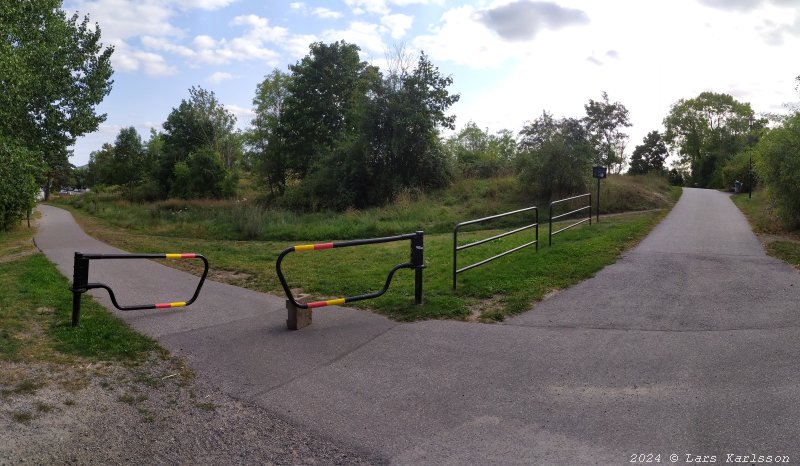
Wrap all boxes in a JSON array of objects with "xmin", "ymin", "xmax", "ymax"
[
  {"xmin": 286, "ymin": 295, "xmax": 312, "ymax": 330},
  {"xmin": 412, "ymin": 231, "xmax": 424, "ymax": 305},
  {"xmin": 71, "ymin": 252, "xmax": 89, "ymax": 327}
]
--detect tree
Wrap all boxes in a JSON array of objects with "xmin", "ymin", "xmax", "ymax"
[
  {"xmin": 629, "ymin": 131, "xmax": 668, "ymax": 175},
  {"xmin": 112, "ymin": 127, "xmax": 145, "ymax": 194},
  {"xmin": 280, "ymin": 41, "xmax": 378, "ymax": 179},
  {"xmin": 0, "ymin": 0, "xmax": 114, "ymax": 200},
  {"xmin": 755, "ymin": 112, "xmax": 800, "ymax": 228},
  {"xmin": 248, "ymin": 70, "xmax": 291, "ymax": 195},
  {"xmin": 275, "ymin": 43, "xmax": 459, "ymax": 209},
  {"xmin": 447, "ymin": 122, "xmax": 515, "ymax": 178},
  {"xmin": 159, "ymin": 87, "xmax": 238, "ymax": 197},
  {"xmin": 663, "ymin": 92, "xmax": 760, "ymax": 188},
  {"xmin": 583, "ymin": 92, "xmax": 631, "ymax": 173},
  {"xmin": 517, "ymin": 114, "xmax": 594, "ymax": 201},
  {"xmin": 0, "ymin": 137, "xmax": 42, "ymax": 230}
]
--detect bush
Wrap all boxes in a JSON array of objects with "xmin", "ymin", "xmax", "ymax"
[
  {"xmin": 755, "ymin": 112, "xmax": 800, "ymax": 228},
  {"xmin": 721, "ymin": 150, "xmax": 753, "ymax": 192},
  {"xmin": 0, "ymin": 138, "xmax": 41, "ymax": 231}
]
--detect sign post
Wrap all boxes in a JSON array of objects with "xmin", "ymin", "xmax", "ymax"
[{"xmin": 592, "ymin": 166, "xmax": 607, "ymax": 223}]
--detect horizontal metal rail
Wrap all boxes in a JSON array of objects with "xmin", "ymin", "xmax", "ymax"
[
  {"xmin": 453, "ymin": 206, "xmax": 538, "ymax": 289},
  {"xmin": 548, "ymin": 193, "xmax": 592, "ymax": 246},
  {"xmin": 70, "ymin": 252, "xmax": 209, "ymax": 326},
  {"xmin": 276, "ymin": 231, "xmax": 424, "ymax": 309}
]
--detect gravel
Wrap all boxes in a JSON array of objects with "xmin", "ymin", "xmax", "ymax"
[{"xmin": 0, "ymin": 355, "xmax": 383, "ymax": 465}]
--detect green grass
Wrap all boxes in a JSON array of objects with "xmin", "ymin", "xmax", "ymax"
[
  {"xmin": 62, "ymin": 205, "xmax": 674, "ymax": 322},
  {"xmin": 54, "ymin": 174, "xmax": 676, "ymax": 242},
  {"xmin": 0, "ymin": 221, "xmax": 159, "ymax": 363},
  {"xmin": 731, "ymin": 190, "xmax": 800, "ymax": 268}
]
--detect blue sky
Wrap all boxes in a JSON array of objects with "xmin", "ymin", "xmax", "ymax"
[{"xmin": 64, "ymin": 0, "xmax": 800, "ymax": 167}]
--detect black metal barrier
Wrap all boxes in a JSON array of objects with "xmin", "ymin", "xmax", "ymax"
[
  {"xmin": 549, "ymin": 193, "xmax": 592, "ymax": 246},
  {"xmin": 70, "ymin": 252, "xmax": 209, "ymax": 326},
  {"xmin": 276, "ymin": 231, "xmax": 425, "ymax": 309},
  {"xmin": 453, "ymin": 206, "xmax": 539, "ymax": 289}
]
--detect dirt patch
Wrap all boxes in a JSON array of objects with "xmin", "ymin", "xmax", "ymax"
[
  {"xmin": 0, "ymin": 354, "xmax": 379, "ymax": 465},
  {"xmin": 0, "ymin": 250, "xmax": 37, "ymax": 264},
  {"xmin": 466, "ymin": 295, "xmax": 506, "ymax": 323}
]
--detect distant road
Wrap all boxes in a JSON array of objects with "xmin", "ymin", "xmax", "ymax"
[{"xmin": 36, "ymin": 188, "xmax": 800, "ymax": 464}]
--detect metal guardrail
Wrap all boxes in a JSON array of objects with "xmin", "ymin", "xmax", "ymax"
[
  {"xmin": 70, "ymin": 252, "xmax": 209, "ymax": 326},
  {"xmin": 276, "ymin": 231, "xmax": 425, "ymax": 310},
  {"xmin": 548, "ymin": 193, "xmax": 592, "ymax": 246},
  {"xmin": 453, "ymin": 206, "xmax": 539, "ymax": 289}
]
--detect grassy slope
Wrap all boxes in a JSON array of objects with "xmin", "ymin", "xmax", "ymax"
[
  {"xmin": 731, "ymin": 190, "xmax": 800, "ymax": 268},
  {"xmin": 54, "ymin": 176, "xmax": 681, "ymax": 322}
]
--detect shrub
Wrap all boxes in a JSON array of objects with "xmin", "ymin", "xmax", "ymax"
[
  {"xmin": 0, "ymin": 138, "xmax": 41, "ymax": 231},
  {"xmin": 755, "ymin": 112, "xmax": 800, "ymax": 229}
]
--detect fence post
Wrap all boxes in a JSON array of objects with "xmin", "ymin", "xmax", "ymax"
[
  {"xmin": 71, "ymin": 252, "xmax": 89, "ymax": 327},
  {"xmin": 412, "ymin": 231, "xmax": 424, "ymax": 305}
]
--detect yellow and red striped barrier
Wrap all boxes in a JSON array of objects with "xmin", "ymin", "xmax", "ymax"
[
  {"xmin": 275, "ymin": 232, "xmax": 425, "ymax": 312},
  {"xmin": 70, "ymin": 252, "xmax": 209, "ymax": 326}
]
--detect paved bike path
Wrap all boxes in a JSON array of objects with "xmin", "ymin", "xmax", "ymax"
[{"xmin": 35, "ymin": 189, "xmax": 800, "ymax": 463}]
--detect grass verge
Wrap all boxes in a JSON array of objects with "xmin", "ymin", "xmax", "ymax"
[
  {"xmin": 0, "ymin": 219, "xmax": 158, "ymax": 363},
  {"xmin": 731, "ymin": 190, "xmax": 800, "ymax": 268},
  {"xmin": 60, "ymin": 189, "xmax": 680, "ymax": 322}
]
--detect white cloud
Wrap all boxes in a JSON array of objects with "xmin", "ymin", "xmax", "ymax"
[
  {"xmin": 171, "ymin": 0, "xmax": 237, "ymax": 10},
  {"xmin": 141, "ymin": 36, "xmax": 196, "ymax": 57},
  {"xmin": 412, "ymin": 6, "xmax": 519, "ymax": 68},
  {"xmin": 381, "ymin": 14, "xmax": 414, "ymax": 39},
  {"xmin": 66, "ymin": 0, "xmax": 181, "ymax": 41},
  {"xmin": 224, "ymin": 103, "xmax": 256, "ymax": 126},
  {"xmin": 193, "ymin": 35, "xmax": 217, "ymax": 49},
  {"xmin": 113, "ymin": 42, "xmax": 178, "ymax": 76},
  {"xmin": 345, "ymin": 0, "xmax": 390, "ymax": 15},
  {"xmin": 290, "ymin": 1, "xmax": 305, "ymax": 9},
  {"xmin": 208, "ymin": 71, "xmax": 235, "ymax": 83},
  {"xmin": 313, "ymin": 7, "xmax": 344, "ymax": 19},
  {"xmin": 283, "ymin": 34, "xmax": 319, "ymax": 59},
  {"xmin": 323, "ymin": 21, "xmax": 386, "ymax": 54}
]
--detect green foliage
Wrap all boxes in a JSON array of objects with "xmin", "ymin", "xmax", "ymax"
[
  {"xmin": 268, "ymin": 42, "xmax": 458, "ymax": 209},
  {"xmin": 583, "ymin": 91, "xmax": 631, "ymax": 173},
  {"xmin": 663, "ymin": 92, "xmax": 760, "ymax": 188},
  {"xmin": 755, "ymin": 112, "xmax": 800, "ymax": 228},
  {"xmin": 517, "ymin": 113, "xmax": 593, "ymax": 201},
  {"xmin": 446, "ymin": 122, "xmax": 516, "ymax": 178},
  {"xmin": 248, "ymin": 69, "xmax": 291, "ymax": 195},
  {"xmin": 0, "ymin": 138, "xmax": 42, "ymax": 231},
  {"xmin": 0, "ymin": 0, "xmax": 113, "ymax": 199},
  {"xmin": 159, "ymin": 87, "xmax": 237, "ymax": 198},
  {"xmin": 720, "ymin": 150, "xmax": 753, "ymax": 192},
  {"xmin": 629, "ymin": 131, "xmax": 668, "ymax": 175}
]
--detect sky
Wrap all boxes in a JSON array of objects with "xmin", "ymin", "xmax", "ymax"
[{"xmin": 63, "ymin": 0, "xmax": 800, "ymax": 167}]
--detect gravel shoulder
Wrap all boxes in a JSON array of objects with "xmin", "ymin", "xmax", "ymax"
[{"xmin": 0, "ymin": 352, "xmax": 380, "ymax": 465}]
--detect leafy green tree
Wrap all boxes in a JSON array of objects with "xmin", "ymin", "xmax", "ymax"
[
  {"xmin": 629, "ymin": 131, "xmax": 668, "ymax": 175},
  {"xmin": 86, "ymin": 143, "xmax": 115, "ymax": 186},
  {"xmin": 0, "ymin": 137, "xmax": 42, "ymax": 230},
  {"xmin": 172, "ymin": 147, "xmax": 237, "ymax": 199},
  {"xmin": 0, "ymin": 0, "xmax": 113, "ymax": 200},
  {"xmin": 112, "ymin": 127, "xmax": 145, "ymax": 194},
  {"xmin": 663, "ymin": 92, "xmax": 760, "ymax": 188},
  {"xmin": 359, "ymin": 51, "xmax": 458, "ymax": 204},
  {"xmin": 159, "ymin": 87, "xmax": 237, "ymax": 197},
  {"xmin": 280, "ymin": 41, "xmax": 378, "ymax": 179},
  {"xmin": 517, "ymin": 114, "xmax": 594, "ymax": 201},
  {"xmin": 755, "ymin": 112, "xmax": 800, "ymax": 228},
  {"xmin": 276, "ymin": 43, "xmax": 458, "ymax": 209},
  {"xmin": 248, "ymin": 70, "xmax": 291, "ymax": 195},
  {"xmin": 447, "ymin": 122, "xmax": 515, "ymax": 178},
  {"xmin": 583, "ymin": 92, "xmax": 631, "ymax": 173}
]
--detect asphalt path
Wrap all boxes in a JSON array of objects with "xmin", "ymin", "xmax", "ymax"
[{"xmin": 35, "ymin": 188, "xmax": 800, "ymax": 464}]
